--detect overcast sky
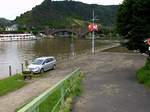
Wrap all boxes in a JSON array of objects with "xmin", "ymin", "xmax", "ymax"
[{"xmin": 0, "ymin": 0, "xmax": 123, "ymax": 20}]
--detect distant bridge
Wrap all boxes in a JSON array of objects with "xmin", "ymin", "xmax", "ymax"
[{"xmin": 40, "ymin": 28, "xmax": 89, "ymax": 38}]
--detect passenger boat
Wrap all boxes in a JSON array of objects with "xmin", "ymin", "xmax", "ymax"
[{"xmin": 0, "ymin": 33, "xmax": 37, "ymax": 41}]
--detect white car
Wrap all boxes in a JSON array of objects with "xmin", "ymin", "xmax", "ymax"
[{"xmin": 28, "ymin": 57, "xmax": 56, "ymax": 73}]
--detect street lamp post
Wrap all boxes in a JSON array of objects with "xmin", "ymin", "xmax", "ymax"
[
  {"xmin": 91, "ymin": 10, "xmax": 99, "ymax": 53},
  {"xmin": 92, "ymin": 10, "xmax": 95, "ymax": 53},
  {"xmin": 88, "ymin": 10, "xmax": 99, "ymax": 53}
]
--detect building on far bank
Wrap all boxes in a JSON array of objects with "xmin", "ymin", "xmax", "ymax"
[{"xmin": 5, "ymin": 24, "xmax": 18, "ymax": 31}]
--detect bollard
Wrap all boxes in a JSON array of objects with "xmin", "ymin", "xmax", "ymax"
[
  {"xmin": 21, "ymin": 63, "xmax": 24, "ymax": 72},
  {"xmin": 9, "ymin": 65, "xmax": 12, "ymax": 77},
  {"xmin": 25, "ymin": 60, "xmax": 29, "ymax": 69}
]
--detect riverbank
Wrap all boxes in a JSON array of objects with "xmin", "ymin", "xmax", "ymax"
[
  {"xmin": 0, "ymin": 39, "xmax": 115, "ymax": 79},
  {"xmin": 0, "ymin": 43, "xmax": 119, "ymax": 98},
  {"xmin": 0, "ymin": 53, "xmax": 146, "ymax": 112}
]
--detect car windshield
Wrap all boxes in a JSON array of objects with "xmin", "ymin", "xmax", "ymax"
[{"xmin": 32, "ymin": 59, "xmax": 44, "ymax": 65}]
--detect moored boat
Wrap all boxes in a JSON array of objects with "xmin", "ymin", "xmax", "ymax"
[{"xmin": 0, "ymin": 33, "xmax": 37, "ymax": 41}]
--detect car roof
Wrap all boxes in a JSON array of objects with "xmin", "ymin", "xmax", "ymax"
[{"xmin": 36, "ymin": 56, "xmax": 55, "ymax": 60}]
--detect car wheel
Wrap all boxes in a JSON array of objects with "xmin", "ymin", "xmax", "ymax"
[
  {"xmin": 52, "ymin": 64, "xmax": 56, "ymax": 70},
  {"xmin": 40, "ymin": 68, "xmax": 44, "ymax": 74}
]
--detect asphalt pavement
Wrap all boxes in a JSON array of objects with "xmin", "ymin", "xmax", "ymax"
[{"xmin": 73, "ymin": 52, "xmax": 150, "ymax": 112}]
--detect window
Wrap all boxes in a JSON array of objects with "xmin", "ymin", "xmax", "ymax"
[
  {"xmin": 49, "ymin": 58, "xmax": 54, "ymax": 62},
  {"xmin": 32, "ymin": 59, "xmax": 44, "ymax": 65},
  {"xmin": 45, "ymin": 58, "xmax": 54, "ymax": 63},
  {"xmin": 45, "ymin": 59, "xmax": 50, "ymax": 63}
]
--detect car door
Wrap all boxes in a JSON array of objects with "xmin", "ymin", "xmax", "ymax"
[
  {"xmin": 43, "ymin": 59, "xmax": 50, "ymax": 71},
  {"xmin": 46, "ymin": 58, "xmax": 53, "ymax": 70},
  {"xmin": 42, "ymin": 60, "xmax": 47, "ymax": 71},
  {"xmin": 49, "ymin": 58, "xmax": 55, "ymax": 69}
]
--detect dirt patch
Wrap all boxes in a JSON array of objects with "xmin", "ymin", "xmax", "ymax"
[{"xmin": 103, "ymin": 46, "xmax": 133, "ymax": 53}]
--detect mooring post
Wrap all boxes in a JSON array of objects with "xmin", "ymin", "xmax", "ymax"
[
  {"xmin": 21, "ymin": 63, "xmax": 24, "ymax": 72},
  {"xmin": 25, "ymin": 60, "xmax": 29, "ymax": 69},
  {"xmin": 9, "ymin": 65, "xmax": 12, "ymax": 77}
]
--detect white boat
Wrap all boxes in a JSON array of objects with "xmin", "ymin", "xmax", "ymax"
[{"xmin": 0, "ymin": 33, "xmax": 37, "ymax": 41}]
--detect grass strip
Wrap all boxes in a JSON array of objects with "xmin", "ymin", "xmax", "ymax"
[
  {"xmin": 59, "ymin": 72, "xmax": 84, "ymax": 112},
  {"xmin": 38, "ymin": 72, "xmax": 84, "ymax": 112},
  {"xmin": 0, "ymin": 74, "xmax": 26, "ymax": 96}
]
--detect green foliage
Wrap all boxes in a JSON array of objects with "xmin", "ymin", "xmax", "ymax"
[
  {"xmin": 0, "ymin": 74, "xmax": 26, "ymax": 96},
  {"xmin": 101, "ymin": 26, "xmax": 118, "ymax": 36},
  {"xmin": 15, "ymin": 1, "xmax": 118, "ymax": 30},
  {"xmin": 0, "ymin": 27, "xmax": 5, "ymax": 32},
  {"xmin": 137, "ymin": 68, "xmax": 150, "ymax": 83},
  {"xmin": 39, "ymin": 89, "xmax": 61, "ymax": 112},
  {"xmin": 137, "ymin": 59, "xmax": 150, "ymax": 86},
  {"xmin": 144, "ymin": 58, "xmax": 150, "ymax": 69},
  {"xmin": 117, "ymin": 0, "xmax": 150, "ymax": 53},
  {"xmin": 59, "ymin": 72, "xmax": 83, "ymax": 112}
]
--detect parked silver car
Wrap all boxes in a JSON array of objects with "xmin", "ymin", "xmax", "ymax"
[{"xmin": 28, "ymin": 57, "xmax": 56, "ymax": 73}]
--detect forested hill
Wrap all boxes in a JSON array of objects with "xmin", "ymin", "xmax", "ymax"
[
  {"xmin": 0, "ymin": 18, "xmax": 12, "ymax": 27},
  {"xmin": 15, "ymin": 0, "xmax": 119, "ymax": 29}
]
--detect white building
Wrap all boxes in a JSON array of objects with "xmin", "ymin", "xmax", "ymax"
[{"xmin": 5, "ymin": 24, "xmax": 18, "ymax": 31}]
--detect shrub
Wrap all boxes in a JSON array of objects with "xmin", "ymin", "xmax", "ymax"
[
  {"xmin": 137, "ymin": 58, "xmax": 150, "ymax": 86},
  {"xmin": 137, "ymin": 68, "xmax": 150, "ymax": 83},
  {"xmin": 144, "ymin": 58, "xmax": 150, "ymax": 69}
]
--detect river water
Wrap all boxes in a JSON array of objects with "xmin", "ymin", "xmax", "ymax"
[{"xmin": 0, "ymin": 38, "xmax": 107, "ymax": 78}]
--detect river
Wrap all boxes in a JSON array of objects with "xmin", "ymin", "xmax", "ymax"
[{"xmin": 0, "ymin": 38, "xmax": 108, "ymax": 79}]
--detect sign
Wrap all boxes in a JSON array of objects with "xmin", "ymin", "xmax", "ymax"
[
  {"xmin": 144, "ymin": 38, "xmax": 150, "ymax": 45},
  {"xmin": 148, "ymin": 38, "xmax": 150, "ymax": 45},
  {"xmin": 88, "ymin": 24, "xmax": 98, "ymax": 32}
]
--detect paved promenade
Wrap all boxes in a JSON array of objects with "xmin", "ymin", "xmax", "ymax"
[{"xmin": 73, "ymin": 52, "xmax": 150, "ymax": 112}]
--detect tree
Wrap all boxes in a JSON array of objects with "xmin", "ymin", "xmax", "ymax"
[{"xmin": 117, "ymin": 0, "xmax": 150, "ymax": 53}]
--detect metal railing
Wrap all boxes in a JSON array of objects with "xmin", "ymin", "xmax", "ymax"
[{"xmin": 17, "ymin": 68, "xmax": 81, "ymax": 112}]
